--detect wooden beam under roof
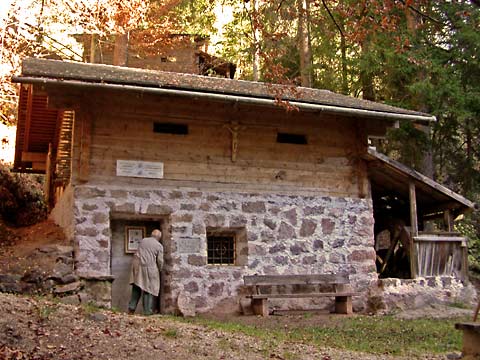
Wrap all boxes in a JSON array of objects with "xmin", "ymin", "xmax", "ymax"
[
  {"xmin": 23, "ymin": 85, "xmax": 33, "ymax": 153},
  {"xmin": 21, "ymin": 151, "xmax": 47, "ymax": 162}
]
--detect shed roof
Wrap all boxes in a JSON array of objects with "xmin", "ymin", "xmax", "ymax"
[
  {"xmin": 365, "ymin": 148, "xmax": 475, "ymax": 215},
  {"xmin": 14, "ymin": 58, "xmax": 436, "ymax": 123}
]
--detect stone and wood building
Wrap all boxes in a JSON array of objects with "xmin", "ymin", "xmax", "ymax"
[{"xmin": 12, "ymin": 58, "xmax": 477, "ymax": 315}]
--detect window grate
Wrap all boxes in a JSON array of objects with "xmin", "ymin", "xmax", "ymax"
[
  {"xmin": 277, "ymin": 132, "xmax": 307, "ymax": 145},
  {"xmin": 207, "ymin": 234, "xmax": 235, "ymax": 265}
]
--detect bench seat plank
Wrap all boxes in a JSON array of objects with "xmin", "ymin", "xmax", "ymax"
[
  {"xmin": 249, "ymin": 292, "xmax": 358, "ymax": 299},
  {"xmin": 244, "ymin": 274, "xmax": 349, "ymax": 286},
  {"xmin": 243, "ymin": 273, "xmax": 356, "ymax": 316},
  {"xmin": 455, "ymin": 322, "xmax": 480, "ymax": 334}
]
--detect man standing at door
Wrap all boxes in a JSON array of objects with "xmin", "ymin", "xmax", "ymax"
[{"xmin": 128, "ymin": 229, "xmax": 164, "ymax": 315}]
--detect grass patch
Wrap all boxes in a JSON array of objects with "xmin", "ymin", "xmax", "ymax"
[
  {"xmin": 162, "ymin": 328, "xmax": 178, "ymax": 338},
  {"xmin": 36, "ymin": 304, "xmax": 57, "ymax": 320},
  {"xmin": 448, "ymin": 301, "xmax": 470, "ymax": 310},
  {"xmin": 181, "ymin": 315, "xmax": 466, "ymax": 356},
  {"xmin": 82, "ymin": 302, "xmax": 103, "ymax": 314},
  {"xmin": 296, "ymin": 316, "xmax": 462, "ymax": 355}
]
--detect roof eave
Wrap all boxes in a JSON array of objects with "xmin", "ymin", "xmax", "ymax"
[
  {"xmin": 12, "ymin": 75, "xmax": 437, "ymax": 123},
  {"xmin": 367, "ymin": 147, "xmax": 475, "ymax": 211}
]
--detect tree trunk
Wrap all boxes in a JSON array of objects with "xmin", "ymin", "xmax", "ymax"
[
  {"xmin": 340, "ymin": 22, "xmax": 348, "ymax": 94},
  {"xmin": 358, "ymin": 12, "xmax": 375, "ymax": 102},
  {"xmin": 297, "ymin": 0, "xmax": 312, "ymax": 87},
  {"xmin": 252, "ymin": 0, "xmax": 261, "ymax": 81},
  {"xmin": 465, "ymin": 120, "xmax": 473, "ymax": 193},
  {"xmin": 359, "ymin": 70, "xmax": 375, "ymax": 100},
  {"xmin": 419, "ymin": 124, "xmax": 434, "ymax": 178},
  {"xmin": 406, "ymin": 6, "xmax": 435, "ymax": 178}
]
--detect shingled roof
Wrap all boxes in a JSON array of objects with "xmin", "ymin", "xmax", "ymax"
[{"xmin": 15, "ymin": 58, "xmax": 435, "ymax": 123}]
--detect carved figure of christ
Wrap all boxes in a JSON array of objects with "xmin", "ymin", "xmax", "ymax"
[{"xmin": 225, "ymin": 120, "xmax": 245, "ymax": 162}]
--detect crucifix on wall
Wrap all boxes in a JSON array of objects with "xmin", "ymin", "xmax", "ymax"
[{"xmin": 224, "ymin": 120, "xmax": 245, "ymax": 162}]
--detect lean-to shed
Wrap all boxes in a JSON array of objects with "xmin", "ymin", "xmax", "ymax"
[{"xmin": 12, "ymin": 58, "xmax": 476, "ymax": 314}]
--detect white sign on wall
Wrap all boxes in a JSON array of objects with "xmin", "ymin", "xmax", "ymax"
[
  {"xmin": 116, "ymin": 160, "xmax": 164, "ymax": 179},
  {"xmin": 177, "ymin": 237, "xmax": 202, "ymax": 254}
]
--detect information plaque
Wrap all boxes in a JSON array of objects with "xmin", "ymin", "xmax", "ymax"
[
  {"xmin": 177, "ymin": 237, "xmax": 201, "ymax": 254},
  {"xmin": 116, "ymin": 160, "xmax": 164, "ymax": 179}
]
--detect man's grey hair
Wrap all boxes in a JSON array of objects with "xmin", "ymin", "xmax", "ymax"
[{"xmin": 151, "ymin": 229, "xmax": 162, "ymax": 241}]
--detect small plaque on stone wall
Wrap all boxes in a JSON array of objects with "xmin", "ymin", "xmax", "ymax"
[
  {"xmin": 116, "ymin": 160, "xmax": 164, "ymax": 179},
  {"xmin": 177, "ymin": 237, "xmax": 201, "ymax": 254}
]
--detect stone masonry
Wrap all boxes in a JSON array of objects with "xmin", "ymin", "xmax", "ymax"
[{"xmin": 71, "ymin": 184, "xmax": 377, "ymax": 314}]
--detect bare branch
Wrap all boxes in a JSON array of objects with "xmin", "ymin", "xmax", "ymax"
[
  {"xmin": 398, "ymin": 0, "xmax": 443, "ymax": 25},
  {"xmin": 320, "ymin": 0, "xmax": 345, "ymax": 38}
]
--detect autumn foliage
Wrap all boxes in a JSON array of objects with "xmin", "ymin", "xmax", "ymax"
[{"xmin": 0, "ymin": 162, "xmax": 47, "ymax": 226}]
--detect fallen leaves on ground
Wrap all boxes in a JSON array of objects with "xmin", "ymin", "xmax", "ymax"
[{"xmin": 0, "ymin": 293, "xmax": 453, "ymax": 360}]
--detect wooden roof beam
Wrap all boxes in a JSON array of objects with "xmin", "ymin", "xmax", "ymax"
[
  {"xmin": 21, "ymin": 151, "xmax": 47, "ymax": 162},
  {"xmin": 23, "ymin": 85, "xmax": 33, "ymax": 153}
]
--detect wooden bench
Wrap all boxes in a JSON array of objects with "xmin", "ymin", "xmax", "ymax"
[
  {"xmin": 243, "ymin": 274, "xmax": 358, "ymax": 316},
  {"xmin": 454, "ymin": 300, "xmax": 480, "ymax": 359},
  {"xmin": 455, "ymin": 322, "xmax": 480, "ymax": 358}
]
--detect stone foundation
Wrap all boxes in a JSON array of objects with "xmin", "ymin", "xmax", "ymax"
[
  {"xmin": 369, "ymin": 277, "xmax": 478, "ymax": 313},
  {"xmin": 70, "ymin": 184, "xmax": 377, "ymax": 314},
  {"xmin": 48, "ymin": 184, "xmax": 480, "ymax": 314}
]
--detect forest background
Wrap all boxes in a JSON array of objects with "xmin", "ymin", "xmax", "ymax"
[{"xmin": 0, "ymin": 0, "xmax": 479, "ymax": 273}]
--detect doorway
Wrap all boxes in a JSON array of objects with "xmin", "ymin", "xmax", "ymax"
[{"xmin": 110, "ymin": 218, "xmax": 163, "ymax": 313}]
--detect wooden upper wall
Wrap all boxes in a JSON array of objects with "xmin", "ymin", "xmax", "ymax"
[{"xmin": 68, "ymin": 88, "xmax": 368, "ymax": 198}]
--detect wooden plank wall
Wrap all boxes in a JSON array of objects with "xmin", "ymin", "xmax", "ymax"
[
  {"xmin": 416, "ymin": 241, "xmax": 465, "ymax": 278},
  {"xmin": 71, "ymin": 91, "xmax": 365, "ymax": 197}
]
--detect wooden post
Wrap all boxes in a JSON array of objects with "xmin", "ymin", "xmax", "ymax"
[
  {"xmin": 455, "ymin": 323, "xmax": 480, "ymax": 358},
  {"xmin": 89, "ymin": 34, "xmax": 97, "ymax": 63},
  {"xmin": 78, "ymin": 110, "xmax": 92, "ymax": 183},
  {"xmin": 23, "ymin": 85, "xmax": 33, "ymax": 152},
  {"xmin": 44, "ymin": 143, "xmax": 53, "ymax": 210},
  {"xmin": 335, "ymin": 296, "xmax": 353, "ymax": 315},
  {"xmin": 444, "ymin": 210, "xmax": 454, "ymax": 232},
  {"xmin": 474, "ymin": 299, "xmax": 480, "ymax": 322},
  {"xmin": 355, "ymin": 120, "xmax": 369, "ymax": 199},
  {"xmin": 113, "ymin": 32, "xmax": 129, "ymax": 66},
  {"xmin": 334, "ymin": 284, "xmax": 353, "ymax": 314},
  {"xmin": 409, "ymin": 181, "xmax": 418, "ymax": 278},
  {"xmin": 461, "ymin": 240, "xmax": 469, "ymax": 283},
  {"xmin": 251, "ymin": 298, "xmax": 268, "ymax": 316}
]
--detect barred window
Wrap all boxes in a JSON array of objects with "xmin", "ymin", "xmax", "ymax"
[{"xmin": 207, "ymin": 233, "xmax": 235, "ymax": 265}]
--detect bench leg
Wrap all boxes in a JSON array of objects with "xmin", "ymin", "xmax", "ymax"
[
  {"xmin": 462, "ymin": 329, "xmax": 480, "ymax": 357},
  {"xmin": 335, "ymin": 296, "xmax": 352, "ymax": 314},
  {"xmin": 251, "ymin": 298, "xmax": 269, "ymax": 316}
]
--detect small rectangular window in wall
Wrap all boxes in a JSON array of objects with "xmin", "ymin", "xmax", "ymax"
[
  {"xmin": 207, "ymin": 232, "xmax": 236, "ymax": 265},
  {"xmin": 276, "ymin": 132, "xmax": 307, "ymax": 145},
  {"xmin": 153, "ymin": 122, "xmax": 189, "ymax": 135}
]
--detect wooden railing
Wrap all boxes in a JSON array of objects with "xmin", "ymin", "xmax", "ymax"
[{"xmin": 414, "ymin": 233, "xmax": 468, "ymax": 280}]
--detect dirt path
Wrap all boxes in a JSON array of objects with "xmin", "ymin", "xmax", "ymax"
[
  {"xmin": 0, "ymin": 293, "xmax": 452, "ymax": 360},
  {"xmin": 0, "ymin": 219, "xmax": 68, "ymax": 275}
]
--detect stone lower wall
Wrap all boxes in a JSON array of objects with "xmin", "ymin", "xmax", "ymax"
[
  {"xmin": 50, "ymin": 184, "xmax": 75, "ymax": 241},
  {"xmin": 370, "ymin": 277, "xmax": 478, "ymax": 313},
  {"xmin": 72, "ymin": 184, "xmax": 377, "ymax": 314}
]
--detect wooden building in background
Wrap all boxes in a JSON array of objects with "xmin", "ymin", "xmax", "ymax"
[{"xmin": 75, "ymin": 30, "xmax": 236, "ymax": 78}]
